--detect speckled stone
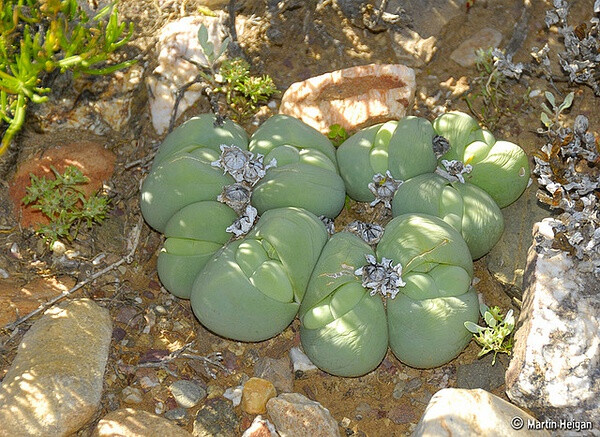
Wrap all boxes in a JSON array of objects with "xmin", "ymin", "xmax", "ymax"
[
  {"xmin": 93, "ymin": 408, "xmax": 192, "ymax": 437},
  {"xmin": 241, "ymin": 378, "xmax": 277, "ymax": 415},
  {"xmin": 412, "ymin": 388, "xmax": 548, "ymax": 437},
  {"xmin": 266, "ymin": 393, "xmax": 340, "ymax": 437},
  {"xmin": 193, "ymin": 398, "xmax": 239, "ymax": 437},
  {"xmin": 241, "ymin": 415, "xmax": 278, "ymax": 437},
  {"xmin": 279, "ymin": 64, "xmax": 415, "ymax": 134},
  {"xmin": 0, "ymin": 299, "xmax": 112, "ymax": 437},
  {"xmin": 254, "ymin": 356, "xmax": 294, "ymax": 393},
  {"xmin": 169, "ymin": 380, "xmax": 207, "ymax": 408},
  {"xmin": 505, "ymin": 220, "xmax": 600, "ymax": 427},
  {"xmin": 147, "ymin": 14, "xmax": 228, "ymax": 134}
]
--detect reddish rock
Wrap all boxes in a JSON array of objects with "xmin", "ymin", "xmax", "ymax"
[
  {"xmin": 8, "ymin": 141, "xmax": 116, "ymax": 228},
  {"xmin": 279, "ymin": 64, "xmax": 416, "ymax": 134},
  {"xmin": 0, "ymin": 276, "xmax": 76, "ymax": 327},
  {"xmin": 241, "ymin": 415, "xmax": 278, "ymax": 437}
]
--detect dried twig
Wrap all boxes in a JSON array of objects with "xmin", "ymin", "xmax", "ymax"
[
  {"xmin": 137, "ymin": 341, "xmax": 228, "ymax": 379},
  {"xmin": 3, "ymin": 216, "xmax": 144, "ymax": 331}
]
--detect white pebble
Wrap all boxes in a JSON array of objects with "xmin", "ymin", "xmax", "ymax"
[
  {"xmin": 289, "ymin": 346, "xmax": 318, "ymax": 372},
  {"xmin": 223, "ymin": 385, "xmax": 244, "ymax": 407}
]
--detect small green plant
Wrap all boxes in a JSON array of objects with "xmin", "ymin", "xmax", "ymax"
[
  {"xmin": 464, "ymin": 48, "xmax": 530, "ymax": 131},
  {"xmin": 464, "ymin": 303, "xmax": 515, "ymax": 365},
  {"xmin": 22, "ymin": 165, "xmax": 110, "ymax": 245},
  {"xmin": 0, "ymin": 0, "xmax": 136, "ymax": 157},
  {"xmin": 539, "ymin": 90, "xmax": 574, "ymax": 133},
  {"xmin": 327, "ymin": 124, "xmax": 348, "ymax": 147},
  {"xmin": 175, "ymin": 24, "xmax": 277, "ymax": 124},
  {"xmin": 215, "ymin": 58, "xmax": 277, "ymax": 121}
]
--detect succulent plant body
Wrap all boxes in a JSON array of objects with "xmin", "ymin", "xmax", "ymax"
[
  {"xmin": 432, "ymin": 111, "xmax": 530, "ymax": 208},
  {"xmin": 140, "ymin": 110, "xmax": 528, "ymax": 377},
  {"xmin": 392, "ymin": 173, "xmax": 504, "ymax": 259},
  {"xmin": 336, "ymin": 116, "xmax": 438, "ymax": 202}
]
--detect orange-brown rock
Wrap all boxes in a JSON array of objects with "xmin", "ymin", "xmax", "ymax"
[
  {"xmin": 279, "ymin": 64, "xmax": 416, "ymax": 134},
  {"xmin": 8, "ymin": 141, "xmax": 115, "ymax": 228},
  {"xmin": 0, "ymin": 276, "xmax": 76, "ymax": 327},
  {"xmin": 241, "ymin": 378, "xmax": 277, "ymax": 415}
]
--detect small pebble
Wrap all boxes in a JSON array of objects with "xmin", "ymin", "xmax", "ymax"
[
  {"xmin": 92, "ymin": 253, "xmax": 106, "ymax": 265},
  {"xmin": 51, "ymin": 240, "xmax": 67, "ymax": 255},
  {"xmin": 206, "ymin": 384, "xmax": 224, "ymax": 399},
  {"xmin": 121, "ymin": 386, "xmax": 143, "ymax": 404},
  {"xmin": 341, "ymin": 417, "xmax": 351, "ymax": 427},
  {"xmin": 289, "ymin": 347, "xmax": 318, "ymax": 372},
  {"xmin": 392, "ymin": 381, "xmax": 406, "ymax": 399},
  {"xmin": 134, "ymin": 297, "xmax": 142, "ymax": 304},
  {"xmin": 169, "ymin": 380, "xmax": 207, "ymax": 408},
  {"xmin": 241, "ymin": 377, "xmax": 277, "ymax": 415},
  {"xmin": 164, "ymin": 407, "xmax": 189, "ymax": 423},
  {"xmin": 223, "ymin": 385, "xmax": 244, "ymax": 407},
  {"xmin": 9, "ymin": 242, "xmax": 20, "ymax": 259},
  {"xmin": 154, "ymin": 305, "xmax": 167, "ymax": 315},
  {"xmin": 406, "ymin": 378, "xmax": 422, "ymax": 391},
  {"xmin": 0, "ymin": 268, "xmax": 9, "ymax": 279},
  {"xmin": 155, "ymin": 401, "xmax": 165, "ymax": 415},
  {"xmin": 139, "ymin": 376, "xmax": 159, "ymax": 390},
  {"xmin": 118, "ymin": 265, "xmax": 127, "ymax": 275}
]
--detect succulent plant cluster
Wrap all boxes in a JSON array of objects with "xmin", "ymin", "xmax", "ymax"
[{"xmin": 141, "ymin": 110, "xmax": 529, "ymax": 377}]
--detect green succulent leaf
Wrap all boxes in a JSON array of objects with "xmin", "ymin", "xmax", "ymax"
[
  {"xmin": 190, "ymin": 207, "xmax": 328, "ymax": 342},
  {"xmin": 299, "ymin": 232, "xmax": 388, "ymax": 377}
]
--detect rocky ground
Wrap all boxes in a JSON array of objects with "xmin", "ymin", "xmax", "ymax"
[{"xmin": 0, "ymin": 0, "xmax": 598, "ymax": 436}]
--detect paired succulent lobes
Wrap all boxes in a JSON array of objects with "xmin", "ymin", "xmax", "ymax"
[
  {"xmin": 141, "ymin": 110, "xmax": 529, "ymax": 377},
  {"xmin": 391, "ymin": 173, "xmax": 504, "ymax": 259},
  {"xmin": 336, "ymin": 117, "xmax": 437, "ymax": 202},
  {"xmin": 191, "ymin": 207, "xmax": 328, "ymax": 342},
  {"xmin": 433, "ymin": 111, "xmax": 530, "ymax": 208}
]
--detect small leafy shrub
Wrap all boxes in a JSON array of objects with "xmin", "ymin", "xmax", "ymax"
[
  {"xmin": 215, "ymin": 58, "xmax": 278, "ymax": 121},
  {"xmin": 188, "ymin": 24, "xmax": 278, "ymax": 122},
  {"xmin": 23, "ymin": 165, "xmax": 110, "ymax": 245},
  {"xmin": 327, "ymin": 124, "xmax": 348, "ymax": 147},
  {"xmin": 0, "ymin": 0, "xmax": 135, "ymax": 156},
  {"xmin": 463, "ymin": 48, "xmax": 530, "ymax": 131},
  {"xmin": 464, "ymin": 303, "xmax": 515, "ymax": 365},
  {"xmin": 539, "ymin": 90, "xmax": 574, "ymax": 132}
]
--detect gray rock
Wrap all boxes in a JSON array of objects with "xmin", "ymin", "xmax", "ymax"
[
  {"xmin": 193, "ymin": 398, "xmax": 240, "ymax": 437},
  {"xmin": 505, "ymin": 220, "xmax": 600, "ymax": 431},
  {"xmin": 0, "ymin": 299, "xmax": 112, "ymax": 437},
  {"xmin": 254, "ymin": 356, "xmax": 294, "ymax": 393},
  {"xmin": 93, "ymin": 408, "xmax": 193, "ymax": 437},
  {"xmin": 169, "ymin": 380, "xmax": 207, "ymax": 409},
  {"xmin": 456, "ymin": 354, "xmax": 507, "ymax": 392},
  {"xmin": 122, "ymin": 386, "xmax": 144, "ymax": 404},
  {"xmin": 450, "ymin": 28, "xmax": 503, "ymax": 68},
  {"xmin": 164, "ymin": 407, "xmax": 189, "ymax": 425},
  {"xmin": 392, "ymin": 381, "xmax": 406, "ymax": 399},
  {"xmin": 486, "ymin": 184, "xmax": 550, "ymax": 299},
  {"xmin": 147, "ymin": 14, "xmax": 229, "ymax": 134},
  {"xmin": 267, "ymin": 393, "xmax": 341, "ymax": 437},
  {"xmin": 412, "ymin": 388, "xmax": 548, "ymax": 437},
  {"xmin": 289, "ymin": 346, "xmax": 318, "ymax": 372},
  {"xmin": 406, "ymin": 377, "xmax": 422, "ymax": 391}
]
